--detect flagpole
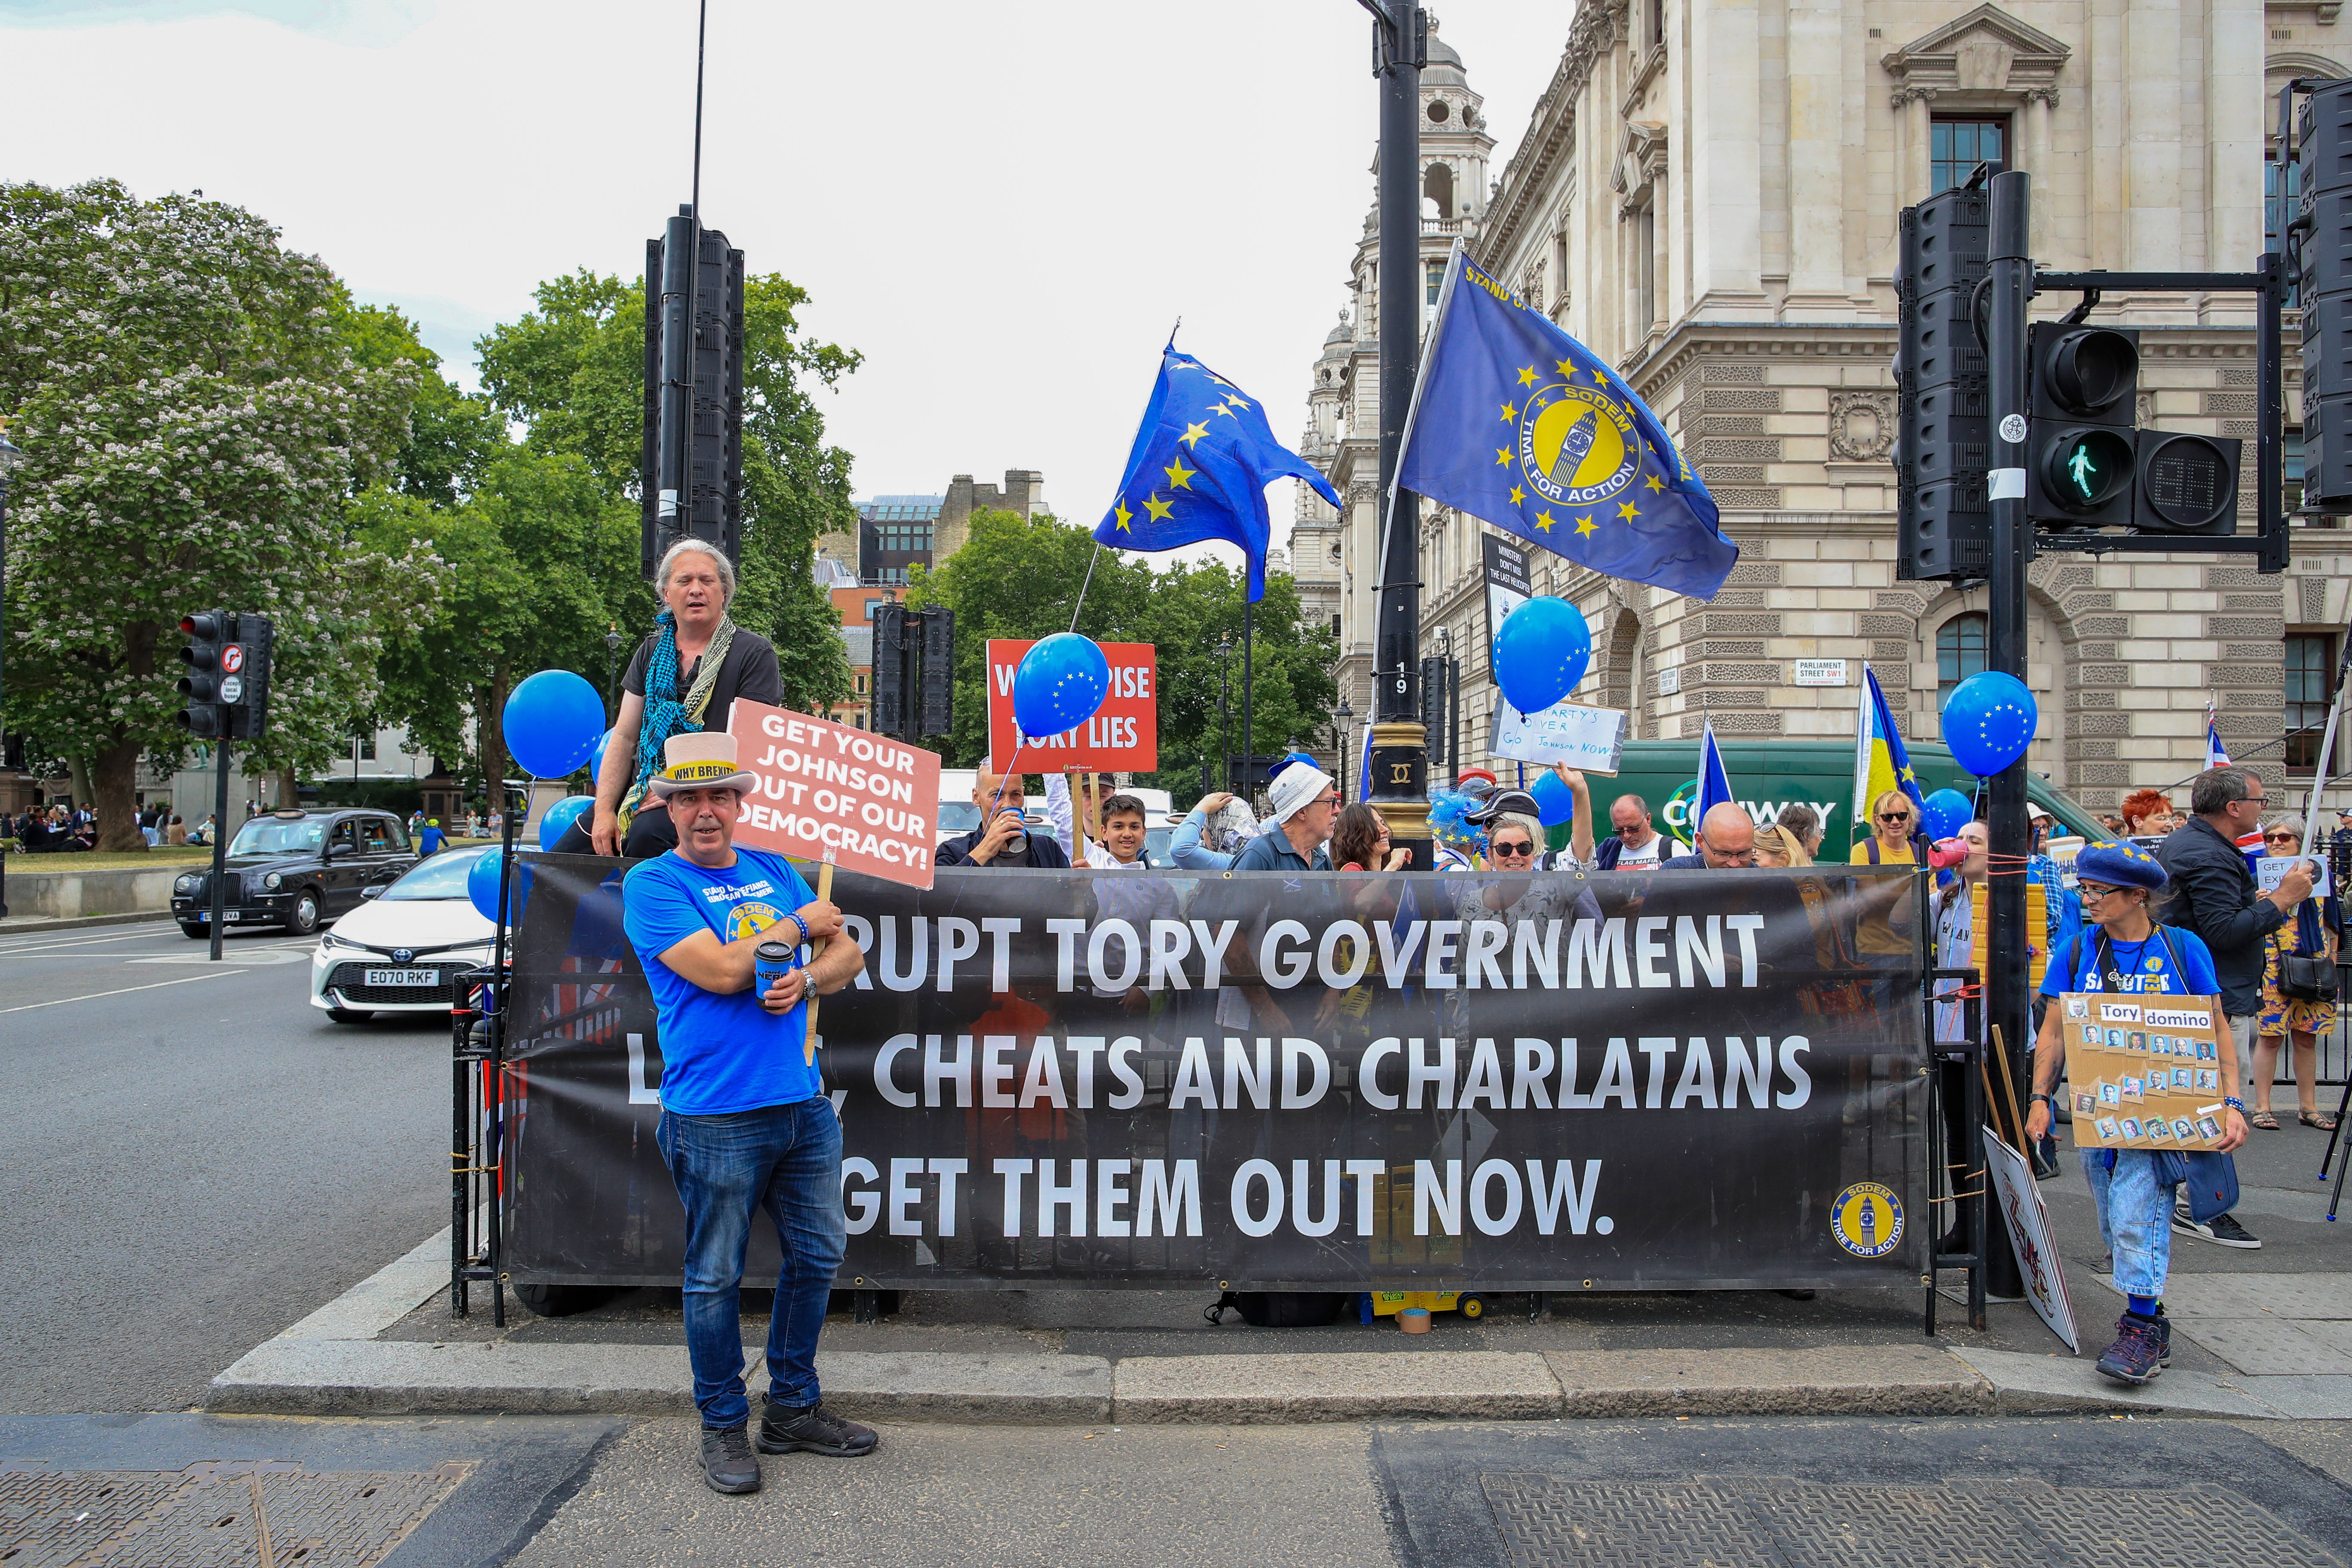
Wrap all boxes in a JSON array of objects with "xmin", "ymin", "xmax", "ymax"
[
  {"xmin": 1241, "ymin": 597, "xmax": 1254, "ymax": 802},
  {"xmin": 1853, "ymin": 672, "xmax": 1875, "ymax": 829},
  {"xmin": 1377, "ymin": 240, "xmax": 1466, "ymax": 576}
]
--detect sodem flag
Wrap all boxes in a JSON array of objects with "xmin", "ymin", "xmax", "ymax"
[
  {"xmin": 1095, "ymin": 347, "xmax": 1340, "ymax": 603},
  {"xmin": 1397, "ymin": 249, "xmax": 1738, "ymax": 601}
]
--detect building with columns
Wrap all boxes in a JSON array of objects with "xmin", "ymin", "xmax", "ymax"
[{"xmin": 1298, "ymin": 3, "xmax": 2352, "ymax": 817}]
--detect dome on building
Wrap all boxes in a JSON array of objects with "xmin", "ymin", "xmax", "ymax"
[
  {"xmin": 1323, "ymin": 311, "xmax": 1354, "ymax": 350},
  {"xmin": 1421, "ymin": 13, "xmax": 1466, "ymax": 87}
]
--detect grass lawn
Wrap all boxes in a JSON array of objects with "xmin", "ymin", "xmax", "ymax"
[{"xmin": 5, "ymin": 848, "xmax": 218, "ymax": 873}]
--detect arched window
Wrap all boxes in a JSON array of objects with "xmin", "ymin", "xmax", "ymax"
[
  {"xmin": 1937, "ymin": 612, "xmax": 1987, "ymax": 706},
  {"xmin": 1423, "ymin": 161, "xmax": 1454, "ymax": 221}
]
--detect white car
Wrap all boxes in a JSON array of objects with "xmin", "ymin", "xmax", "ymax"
[{"xmin": 309, "ymin": 846, "xmax": 499, "ymax": 1023}]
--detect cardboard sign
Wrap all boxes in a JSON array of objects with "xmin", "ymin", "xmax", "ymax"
[
  {"xmin": 725, "ymin": 699, "xmax": 943, "ymax": 889},
  {"xmin": 1983, "ymin": 1126, "xmax": 2078, "ymax": 1352},
  {"xmin": 2059, "ymin": 992, "xmax": 2229, "ymax": 1149},
  {"xmin": 985, "ymin": 640, "xmax": 1158, "ymax": 771},
  {"xmin": 1489, "ymin": 701, "xmax": 1626, "ymax": 774},
  {"xmin": 2257, "ymin": 854, "xmax": 2333, "ymax": 898}
]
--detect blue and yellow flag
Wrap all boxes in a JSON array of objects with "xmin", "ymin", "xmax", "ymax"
[
  {"xmin": 1095, "ymin": 348, "xmax": 1340, "ymax": 603},
  {"xmin": 1852, "ymin": 666, "xmax": 1927, "ymax": 828},
  {"xmin": 1396, "ymin": 250, "xmax": 1737, "ymax": 600}
]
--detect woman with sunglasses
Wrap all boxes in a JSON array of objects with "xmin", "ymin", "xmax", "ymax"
[
  {"xmin": 1849, "ymin": 789, "xmax": 1923, "ymax": 1004},
  {"xmin": 2023, "ymin": 842, "xmax": 2243, "ymax": 1385},
  {"xmin": 2251, "ymin": 815, "xmax": 2338, "ymax": 1132}
]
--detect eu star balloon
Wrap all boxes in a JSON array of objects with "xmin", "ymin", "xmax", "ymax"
[
  {"xmin": 1492, "ymin": 596, "xmax": 1592, "ymax": 716},
  {"xmin": 1013, "ymin": 633, "xmax": 1111, "ymax": 739},
  {"xmin": 503, "ymin": 670, "xmax": 605, "ymax": 778},
  {"xmin": 1920, "ymin": 788, "xmax": 1973, "ymax": 842},
  {"xmin": 1941, "ymin": 671, "xmax": 2038, "ymax": 777}
]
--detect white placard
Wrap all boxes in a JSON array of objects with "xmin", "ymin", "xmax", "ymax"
[
  {"xmin": 1982, "ymin": 1127, "xmax": 2078, "ymax": 1353},
  {"xmin": 1792, "ymin": 658, "xmax": 1849, "ymax": 687},
  {"xmin": 1489, "ymin": 701, "xmax": 1627, "ymax": 774},
  {"xmin": 2258, "ymin": 854, "xmax": 2334, "ymax": 898}
]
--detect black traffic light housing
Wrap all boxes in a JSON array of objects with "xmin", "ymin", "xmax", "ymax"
[
  {"xmin": 2135, "ymin": 431, "xmax": 2244, "ymax": 534},
  {"xmin": 1894, "ymin": 187, "xmax": 1992, "ymax": 579},
  {"xmin": 225, "ymin": 614, "xmax": 274, "ymax": 740},
  {"xmin": 2300, "ymin": 79, "xmax": 2352, "ymax": 510},
  {"xmin": 177, "ymin": 609, "xmax": 228, "ymax": 738},
  {"xmin": 2025, "ymin": 322, "xmax": 2140, "ymax": 529}
]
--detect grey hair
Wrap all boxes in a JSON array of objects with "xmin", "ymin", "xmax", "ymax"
[
  {"xmin": 655, "ymin": 538, "xmax": 736, "ymax": 606},
  {"xmin": 1489, "ymin": 812, "xmax": 1546, "ymax": 850},
  {"xmin": 2265, "ymin": 812, "xmax": 2307, "ymax": 842},
  {"xmin": 2188, "ymin": 766, "xmax": 2258, "ymax": 816}
]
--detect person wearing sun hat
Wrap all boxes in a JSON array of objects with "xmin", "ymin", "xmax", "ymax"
[
  {"xmin": 620, "ymin": 731, "xmax": 875, "ymax": 1494},
  {"xmin": 2023, "ymin": 840, "xmax": 2244, "ymax": 1387}
]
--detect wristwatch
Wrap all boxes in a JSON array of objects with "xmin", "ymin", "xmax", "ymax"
[{"xmin": 2030, "ymin": 1093, "xmax": 2056, "ymax": 1107}]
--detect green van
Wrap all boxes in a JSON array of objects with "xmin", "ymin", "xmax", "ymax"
[{"xmin": 1510, "ymin": 738, "xmax": 2108, "ymax": 859}]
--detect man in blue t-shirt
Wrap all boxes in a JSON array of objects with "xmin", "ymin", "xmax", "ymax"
[
  {"xmin": 417, "ymin": 818, "xmax": 446, "ymax": 855},
  {"xmin": 621, "ymin": 732, "xmax": 871, "ymax": 1495},
  {"xmin": 2024, "ymin": 841, "xmax": 2246, "ymax": 1390}
]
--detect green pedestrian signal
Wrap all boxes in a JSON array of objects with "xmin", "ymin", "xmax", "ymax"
[{"xmin": 2067, "ymin": 441, "xmax": 2098, "ymax": 497}]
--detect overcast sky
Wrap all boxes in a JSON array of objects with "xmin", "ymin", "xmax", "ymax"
[{"xmin": 3, "ymin": 0, "xmax": 1567, "ymax": 558}]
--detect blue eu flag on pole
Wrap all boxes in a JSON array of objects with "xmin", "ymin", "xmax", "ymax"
[
  {"xmin": 1695, "ymin": 718, "xmax": 1734, "ymax": 827},
  {"xmin": 1396, "ymin": 249, "xmax": 1739, "ymax": 600},
  {"xmin": 1094, "ymin": 347, "xmax": 1341, "ymax": 603}
]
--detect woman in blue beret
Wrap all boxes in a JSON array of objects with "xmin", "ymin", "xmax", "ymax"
[{"xmin": 2023, "ymin": 841, "xmax": 2247, "ymax": 1387}]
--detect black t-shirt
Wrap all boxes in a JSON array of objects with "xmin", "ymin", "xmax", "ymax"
[{"xmin": 623, "ymin": 628, "xmax": 782, "ymax": 726}]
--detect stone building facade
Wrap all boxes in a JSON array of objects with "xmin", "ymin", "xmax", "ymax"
[
  {"xmin": 818, "ymin": 469, "xmax": 1049, "ymax": 584},
  {"xmin": 1297, "ymin": 4, "xmax": 2352, "ymax": 816}
]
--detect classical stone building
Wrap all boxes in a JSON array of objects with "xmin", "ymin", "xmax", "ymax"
[
  {"xmin": 816, "ymin": 469, "xmax": 1049, "ymax": 585},
  {"xmin": 1298, "ymin": 4, "xmax": 2352, "ymax": 816}
]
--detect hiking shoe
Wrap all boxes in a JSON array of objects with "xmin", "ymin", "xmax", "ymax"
[
  {"xmin": 700, "ymin": 1425, "xmax": 761, "ymax": 1494},
  {"xmin": 757, "ymin": 1400, "xmax": 879, "ymax": 1458},
  {"xmin": 2203, "ymin": 1212, "xmax": 2262, "ymax": 1250},
  {"xmin": 2095, "ymin": 1311, "xmax": 2166, "ymax": 1385},
  {"xmin": 2157, "ymin": 1305, "xmax": 2172, "ymax": 1367}
]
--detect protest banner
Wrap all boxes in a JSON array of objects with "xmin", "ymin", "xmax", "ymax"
[
  {"xmin": 2258, "ymin": 854, "xmax": 2334, "ymax": 898},
  {"xmin": 2059, "ymin": 992, "xmax": 2230, "ymax": 1149},
  {"xmin": 724, "ymin": 699, "xmax": 943, "ymax": 889},
  {"xmin": 986, "ymin": 639, "xmax": 1158, "ymax": 771},
  {"xmin": 504, "ymin": 860, "xmax": 1929, "ymax": 1291}
]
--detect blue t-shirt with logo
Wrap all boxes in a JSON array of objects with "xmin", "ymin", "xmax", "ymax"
[
  {"xmin": 622, "ymin": 848, "xmax": 818, "ymax": 1116},
  {"xmin": 2038, "ymin": 923, "xmax": 2220, "ymax": 998}
]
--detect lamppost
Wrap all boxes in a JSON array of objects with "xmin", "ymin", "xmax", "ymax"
[
  {"xmin": 1335, "ymin": 698, "xmax": 1354, "ymax": 803},
  {"xmin": 1216, "ymin": 633, "xmax": 1234, "ymax": 795},
  {"xmin": 0, "ymin": 423, "xmax": 20, "ymax": 920},
  {"xmin": 604, "ymin": 624, "xmax": 623, "ymax": 710}
]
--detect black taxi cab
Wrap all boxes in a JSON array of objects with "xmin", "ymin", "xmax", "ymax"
[{"xmin": 170, "ymin": 808, "xmax": 420, "ymax": 938}]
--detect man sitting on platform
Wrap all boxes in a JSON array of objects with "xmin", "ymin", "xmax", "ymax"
[{"xmin": 621, "ymin": 732, "xmax": 872, "ymax": 1496}]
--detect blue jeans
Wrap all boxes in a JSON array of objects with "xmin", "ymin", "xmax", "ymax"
[
  {"xmin": 656, "ymin": 1096, "xmax": 845, "ymax": 1430},
  {"xmin": 2080, "ymin": 1147, "xmax": 2174, "ymax": 1300}
]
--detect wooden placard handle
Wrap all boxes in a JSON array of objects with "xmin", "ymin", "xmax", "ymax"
[{"xmin": 803, "ymin": 859, "xmax": 833, "ymax": 1065}]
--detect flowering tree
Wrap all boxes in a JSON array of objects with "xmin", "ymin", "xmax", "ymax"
[{"xmin": 0, "ymin": 181, "xmax": 441, "ymax": 848}]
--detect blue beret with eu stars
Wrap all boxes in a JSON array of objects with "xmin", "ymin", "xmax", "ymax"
[{"xmin": 2075, "ymin": 840, "xmax": 2169, "ymax": 891}]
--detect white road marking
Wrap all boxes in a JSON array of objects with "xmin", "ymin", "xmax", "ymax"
[
  {"xmin": 128, "ymin": 947, "xmax": 309, "ymax": 966},
  {"xmin": 0, "ymin": 970, "xmax": 248, "ymax": 1014}
]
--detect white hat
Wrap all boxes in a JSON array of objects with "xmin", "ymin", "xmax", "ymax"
[
  {"xmin": 648, "ymin": 732, "xmax": 759, "ymax": 797},
  {"xmin": 1265, "ymin": 764, "xmax": 1335, "ymax": 827}
]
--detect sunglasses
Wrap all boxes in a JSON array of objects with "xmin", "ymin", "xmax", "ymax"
[
  {"xmin": 2265, "ymin": 832, "xmax": 2299, "ymax": 843},
  {"xmin": 1877, "ymin": 811, "xmax": 1914, "ymax": 823},
  {"xmin": 1490, "ymin": 841, "xmax": 1536, "ymax": 859}
]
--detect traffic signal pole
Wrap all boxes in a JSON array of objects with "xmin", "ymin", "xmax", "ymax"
[
  {"xmin": 207, "ymin": 735, "xmax": 230, "ymax": 962},
  {"xmin": 1365, "ymin": 0, "xmax": 1431, "ymax": 864},
  {"xmin": 1984, "ymin": 172, "xmax": 2034, "ymax": 1295}
]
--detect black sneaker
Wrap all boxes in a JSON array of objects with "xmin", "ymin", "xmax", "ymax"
[
  {"xmin": 758, "ymin": 1400, "xmax": 879, "ymax": 1457},
  {"xmin": 2156, "ymin": 1305, "xmax": 2172, "ymax": 1366},
  {"xmin": 2095, "ymin": 1311, "xmax": 2166, "ymax": 1386},
  {"xmin": 2203, "ymin": 1212, "xmax": 2262, "ymax": 1250},
  {"xmin": 700, "ymin": 1424, "xmax": 761, "ymax": 1494}
]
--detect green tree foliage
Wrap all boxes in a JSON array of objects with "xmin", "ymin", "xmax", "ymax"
[
  {"xmin": 0, "ymin": 180, "xmax": 441, "ymax": 848},
  {"xmin": 338, "ymin": 302, "xmax": 508, "ymax": 509},
  {"xmin": 906, "ymin": 509, "xmax": 1337, "ymax": 792},
  {"xmin": 474, "ymin": 270, "xmax": 861, "ymax": 716}
]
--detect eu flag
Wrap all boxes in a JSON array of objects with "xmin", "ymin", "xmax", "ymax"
[
  {"xmin": 1095, "ymin": 348, "xmax": 1340, "ymax": 602},
  {"xmin": 1396, "ymin": 250, "xmax": 1738, "ymax": 601}
]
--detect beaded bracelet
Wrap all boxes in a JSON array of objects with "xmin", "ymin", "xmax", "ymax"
[
  {"xmin": 2224, "ymin": 1096, "xmax": 2247, "ymax": 1112},
  {"xmin": 787, "ymin": 912, "xmax": 811, "ymax": 948}
]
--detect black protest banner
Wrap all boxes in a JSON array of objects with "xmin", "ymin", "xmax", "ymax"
[{"xmin": 504, "ymin": 856, "xmax": 1928, "ymax": 1290}]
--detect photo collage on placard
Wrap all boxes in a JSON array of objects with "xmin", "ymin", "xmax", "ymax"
[{"xmin": 2061, "ymin": 993, "xmax": 2228, "ymax": 1149}]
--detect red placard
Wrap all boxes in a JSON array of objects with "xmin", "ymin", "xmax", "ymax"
[
  {"xmin": 725, "ymin": 700, "xmax": 943, "ymax": 889},
  {"xmin": 985, "ymin": 640, "xmax": 1158, "ymax": 772}
]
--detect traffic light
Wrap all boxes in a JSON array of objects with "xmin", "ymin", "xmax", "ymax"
[
  {"xmin": 2134, "ymin": 432, "xmax": 2243, "ymax": 534},
  {"xmin": 2300, "ymin": 79, "xmax": 2352, "ymax": 509},
  {"xmin": 177, "ymin": 609, "xmax": 228, "ymax": 738},
  {"xmin": 1894, "ymin": 188, "xmax": 1991, "ymax": 579},
  {"xmin": 2024, "ymin": 322, "xmax": 2140, "ymax": 529},
  {"xmin": 872, "ymin": 604, "xmax": 907, "ymax": 738},
  {"xmin": 919, "ymin": 607, "xmax": 955, "ymax": 738},
  {"xmin": 224, "ymin": 613, "xmax": 274, "ymax": 740}
]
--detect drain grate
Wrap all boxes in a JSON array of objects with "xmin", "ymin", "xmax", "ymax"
[
  {"xmin": 0, "ymin": 1461, "xmax": 470, "ymax": 1568},
  {"xmin": 1479, "ymin": 1475, "xmax": 2346, "ymax": 1568}
]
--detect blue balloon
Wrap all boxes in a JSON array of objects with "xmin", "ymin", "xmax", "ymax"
[
  {"xmin": 1492, "ymin": 597, "xmax": 1593, "ymax": 716},
  {"xmin": 503, "ymin": 670, "xmax": 605, "ymax": 778},
  {"xmin": 539, "ymin": 794, "xmax": 595, "ymax": 850},
  {"xmin": 1941, "ymin": 670, "xmax": 2039, "ymax": 777},
  {"xmin": 1013, "ymin": 633, "xmax": 1111, "ymax": 740},
  {"xmin": 466, "ymin": 847, "xmax": 530, "ymax": 925},
  {"xmin": 1529, "ymin": 768, "xmax": 1574, "ymax": 828},
  {"xmin": 1920, "ymin": 788, "xmax": 1973, "ymax": 842}
]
